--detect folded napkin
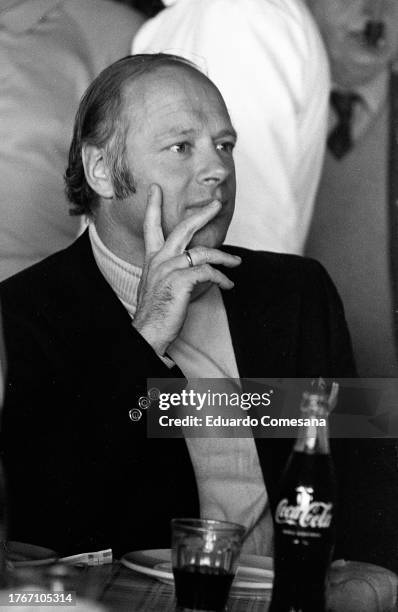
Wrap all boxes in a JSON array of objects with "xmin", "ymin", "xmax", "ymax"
[
  {"xmin": 59, "ymin": 549, "xmax": 112, "ymax": 566},
  {"xmin": 327, "ymin": 559, "xmax": 398, "ymax": 612}
]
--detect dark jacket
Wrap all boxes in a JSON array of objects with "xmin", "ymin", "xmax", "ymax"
[{"xmin": 1, "ymin": 233, "xmax": 397, "ymax": 570}]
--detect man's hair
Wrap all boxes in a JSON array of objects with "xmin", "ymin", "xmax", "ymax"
[{"xmin": 65, "ymin": 53, "xmax": 199, "ymax": 216}]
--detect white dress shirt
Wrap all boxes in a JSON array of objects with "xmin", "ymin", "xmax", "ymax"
[{"xmin": 133, "ymin": 0, "xmax": 330, "ymax": 254}]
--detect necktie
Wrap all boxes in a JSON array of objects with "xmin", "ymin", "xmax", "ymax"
[{"xmin": 328, "ymin": 91, "xmax": 361, "ymax": 159}]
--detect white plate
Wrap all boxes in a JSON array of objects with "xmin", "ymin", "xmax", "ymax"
[{"xmin": 121, "ymin": 549, "xmax": 273, "ymax": 590}]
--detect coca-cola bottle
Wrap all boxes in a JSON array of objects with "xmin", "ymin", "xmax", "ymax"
[{"xmin": 269, "ymin": 382, "xmax": 337, "ymax": 612}]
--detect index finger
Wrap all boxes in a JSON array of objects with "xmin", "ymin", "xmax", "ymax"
[
  {"xmin": 143, "ymin": 184, "xmax": 165, "ymax": 256},
  {"xmin": 164, "ymin": 199, "xmax": 222, "ymax": 255}
]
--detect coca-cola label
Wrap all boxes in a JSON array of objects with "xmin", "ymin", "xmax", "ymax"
[{"xmin": 275, "ymin": 485, "xmax": 333, "ymax": 530}]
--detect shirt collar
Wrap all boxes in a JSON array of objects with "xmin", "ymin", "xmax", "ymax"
[
  {"xmin": 88, "ymin": 222, "xmax": 142, "ymax": 319},
  {"xmin": 332, "ymin": 69, "xmax": 389, "ymax": 116},
  {"xmin": 357, "ymin": 70, "xmax": 389, "ymax": 115},
  {"xmin": 0, "ymin": 0, "xmax": 62, "ymax": 33}
]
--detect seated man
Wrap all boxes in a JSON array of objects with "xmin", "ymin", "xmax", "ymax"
[{"xmin": 0, "ymin": 55, "xmax": 397, "ymax": 572}]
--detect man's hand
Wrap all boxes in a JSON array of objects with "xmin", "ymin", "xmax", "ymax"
[{"xmin": 132, "ymin": 184, "xmax": 241, "ymax": 356}]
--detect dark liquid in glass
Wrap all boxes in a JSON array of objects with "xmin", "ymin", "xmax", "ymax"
[{"xmin": 173, "ymin": 565, "xmax": 234, "ymax": 611}]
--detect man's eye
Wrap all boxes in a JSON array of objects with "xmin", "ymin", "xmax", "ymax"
[
  {"xmin": 170, "ymin": 143, "xmax": 190, "ymax": 153},
  {"xmin": 216, "ymin": 142, "xmax": 235, "ymax": 153}
]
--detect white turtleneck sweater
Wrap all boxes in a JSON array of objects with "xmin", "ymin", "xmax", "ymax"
[{"xmin": 89, "ymin": 222, "xmax": 273, "ymax": 555}]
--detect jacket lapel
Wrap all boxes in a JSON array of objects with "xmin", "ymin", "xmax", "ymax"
[{"xmin": 61, "ymin": 232, "xmax": 200, "ymax": 520}]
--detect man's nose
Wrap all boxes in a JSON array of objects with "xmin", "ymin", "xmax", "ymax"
[{"xmin": 196, "ymin": 148, "xmax": 232, "ymax": 186}]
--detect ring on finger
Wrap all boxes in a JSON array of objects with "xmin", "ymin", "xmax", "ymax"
[{"xmin": 184, "ymin": 249, "xmax": 194, "ymax": 268}]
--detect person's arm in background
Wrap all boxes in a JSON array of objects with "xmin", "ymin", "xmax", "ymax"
[
  {"xmin": 133, "ymin": 0, "xmax": 329, "ymax": 254},
  {"xmin": 65, "ymin": 0, "xmax": 145, "ymax": 73},
  {"xmin": 0, "ymin": 0, "xmax": 145, "ymax": 282}
]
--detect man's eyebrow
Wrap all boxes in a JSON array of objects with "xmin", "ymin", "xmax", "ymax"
[
  {"xmin": 155, "ymin": 127, "xmax": 198, "ymax": 140},
  {"xmin": 154, "ymin": 127, "xmax": 238, "ymax": 141},
  {"xmin": 217, "ymin": 127, "xmax": 238, "ymax": 141}
]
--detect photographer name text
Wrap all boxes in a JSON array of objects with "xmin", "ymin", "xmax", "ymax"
[{"xmin": 158, "ymin": 415, "xmax": 326, "ymax": 428}]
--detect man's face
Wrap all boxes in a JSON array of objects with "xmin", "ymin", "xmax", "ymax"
[
  {"xmin": 306, "ymin": 0, "xmax": 398, "ymax": 88},
  {"xmin": 113, "ymin": 64, "xmax": 236, "ymax": 257}
]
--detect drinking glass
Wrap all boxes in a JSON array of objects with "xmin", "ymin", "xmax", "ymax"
[{"xmin": 171, "ymin": 518, "xmax": 246, "ymax": 612}]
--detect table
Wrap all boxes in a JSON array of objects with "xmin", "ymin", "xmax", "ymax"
[
  {"xmin": 84, "ymin": 563, "xmax": 271, "ymax": 611},
  {"xmin": 7, "ymin": 556, "xmax": 398, "ymax": 611}
]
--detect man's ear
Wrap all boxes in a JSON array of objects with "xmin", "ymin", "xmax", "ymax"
[{"xmin": 82, "ymin": 144, "xmax": 114, "ymax": 200}]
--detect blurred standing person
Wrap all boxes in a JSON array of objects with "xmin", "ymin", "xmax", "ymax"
[
  {"xmin": 0, "ymin": 306, "xmax": 4, "ymax": 411},
  {"xmin": 132, "ymin": 0, "xmax": 330, "ymax": 254},
  {"xmin": 305, "ymin": 0, "xmax": 398, "ymax": 377},
  {"xmin": 0, "ymin": 0, "xmax": 145, "ymax": 281}
]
